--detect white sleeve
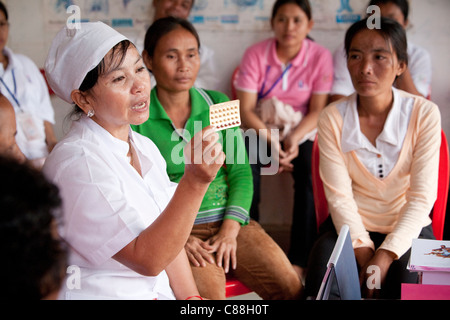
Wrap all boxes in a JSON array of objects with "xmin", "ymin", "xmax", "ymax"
[
  {"xmin": 330, "ymin": 44, "xmax": 355, "ymax": 97},
  {"xmin": 45, "ymin": 152, "xmax": 150, "ymax": 266},
  {"xmin": 408, "ymin": 44, "xmax": 432, "ymax": 98},
  {"xmin": 195, "ymin": 44, "xmax": 220, "ymax": 91},
  {"xmin": 21, "ymin": 55, "xmax": 56, "ymax": 124}
]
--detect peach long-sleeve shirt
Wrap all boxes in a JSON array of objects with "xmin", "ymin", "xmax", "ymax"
[{"xmin": 318, "ymin": 89, "xmax": 441, "ymax": 258}]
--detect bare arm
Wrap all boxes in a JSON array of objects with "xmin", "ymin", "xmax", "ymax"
[
  {"xmin": 237, "ymin": 90, "xmax": 270, "ymax": 142},
  {"xmin": 237, "ymin": 89, "xmax": 285, "ymax": 167},
  {"xmin": 282, "ymin": 93, "xmax": 329, "ymax": 167},
  {"xmin": 113, "ymin": 127, "xmax": 225, "ymax": 276},
  {"xmin": 289, "ymin": 93, "xmax": 328, "ymax": 146},
  {"xmin": 165, "ymin": 248, "xmax": 202, "ymax": 300}
]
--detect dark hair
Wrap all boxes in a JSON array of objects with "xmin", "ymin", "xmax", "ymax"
[
  {"xmin": 0, "ymin": 156, "xmax": 67, "ymax": 299},
  {"xmin": 143, "ymin": 16, "xmax": 200, "ymax": 59},
  {"xmin": 368, "ymin": 0, "xmax": 409, "ymax": 21},
  {"xmin": 271, "ymin": 0, "xmax": 312, "ymax": 21},
  {"xmin": 345, "ymin": 17, "xmax": 408, "ymax": 66},
  {"xmin": 0, "ymin": 1, "xmax": 8, "ymax": 21}
]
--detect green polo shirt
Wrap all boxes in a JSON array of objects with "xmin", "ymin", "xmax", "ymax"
[{"xmin": 132, "ymin": 87, "xmax": 252, "ymax": 226}]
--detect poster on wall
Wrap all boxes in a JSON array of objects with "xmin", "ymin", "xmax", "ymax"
[
  {"xmin": 190, "ymin": 0, "xmax": 367, "ymax": 31},
  {"xmin": 42, "ymin": 0, "xmax": 367, "ymax": 33},
  {"xmin": 43, "ymin": 0, "xmax": 153, "ymax": 32},
  {"xmin": 190, "ymin": 0, "xmax": 271, "ymax": 31},
  {"xmin": 311, "ymin": 0, "xmax": 367, "ymax": 30}
]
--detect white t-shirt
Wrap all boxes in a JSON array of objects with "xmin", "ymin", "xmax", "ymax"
[
  {"xmin": 43, "ymin": 117, "xmax": 177, "ymax": 300},
  {"xmin": 0, "ymin": 47, "xmax": 55, "ymax": 160},
  {"xmin": 331, "ymin": 42, "xmax": 432, "ymax": 98}
]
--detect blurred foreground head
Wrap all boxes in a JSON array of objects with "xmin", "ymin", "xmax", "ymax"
[{"xmin": 0, "ymin": 156, "xmax": 67, "ymax": 299}]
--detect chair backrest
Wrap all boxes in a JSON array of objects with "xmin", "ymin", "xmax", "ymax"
[
  {"xmin": 316, "ymin": 225, "xmax": 361, "ymax": 300},
  {"xmin": 312, "ymin": 130, "xmax": 449, "ymax": 240},
  {"xmin": 40, "ymin": 69, "xmax": 55, "ymax": 96},
  {"xmin": 311, "ymin": 136, "xmax": 329, "ymax": 232},
  {"xmin": 431, "ymin": 130, "xmax": 449, "ymax": 240},
  {"xmin": 230, "ymin": 66, "xmax": 240, "ymax": 100}
]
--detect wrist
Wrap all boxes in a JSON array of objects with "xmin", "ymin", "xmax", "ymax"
[
  {"xmin": 376, "ymin": 249, "xmax": 397, "ymax": 262},
  {"xmin": 179, "ymin": 173, "xmax": 210, "ymax": 194},
  {"xmin": 354, "ymin": 246, "xmax": 375, "ymax": 268},
  {"xmin": 289, "ymin": 128, "xmax": 303, "ymax": 142},
  {"xmin": 185, "ymin": 295, "xmax": 204, "ymax": 300},
  {"xmin": 219, "ymin": 219, "xmax": 241, "ymax": 238}
]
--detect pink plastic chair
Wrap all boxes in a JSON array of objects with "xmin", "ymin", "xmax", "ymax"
[{"xmin": 225, "ymin": 275, "xmax": 252, "ymax": 298}]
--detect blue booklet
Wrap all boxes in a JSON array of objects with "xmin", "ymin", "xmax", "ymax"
[{"xmin": 317, "ymin": 225, "xmax": 361, "ymax": 300}]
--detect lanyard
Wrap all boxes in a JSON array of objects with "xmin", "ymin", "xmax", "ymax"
[
  {"xmin": 0, "ymin": 69, "xmax": 21, "ymax": 108},
  {"xmin": 258, "ymin": 63, "xmax": 292, "ymax": 101}
]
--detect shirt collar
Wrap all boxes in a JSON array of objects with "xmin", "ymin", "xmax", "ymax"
[
  {"xmin": 82, "ymin": 116, "xmax": 130, "ymax": 157},
  {"xmin": 78, "ymin": 116, "xmax": 158, "ymax": 177},
  {"xmin": 341, "ymin": 87, "xmax": 401, "ymax": 153},
  {"xmin": 267, "ymin": 38, "xmax": 309, "ymax": 68},
  {"xmin": 0, "ymin": 47, "xmax": 19, "ymax": 75},
  {"xmin": 149, "ymin": 87, "xmax": 207, "ymax": 121},
  {"xmin": 148, "ymin": 88, "xmax": 170, "ymax": 121}
]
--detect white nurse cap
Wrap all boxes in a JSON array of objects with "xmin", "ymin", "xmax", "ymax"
[{"xmin": 45, "ymin": 22, "xmax": 128, "ymax": 104}]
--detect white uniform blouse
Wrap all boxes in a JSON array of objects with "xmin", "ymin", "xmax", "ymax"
[
  {"xmin": 43, "ymin": 116, "xmax": 177, "ymax": 300},
  {"xmin": 0, "ymin": 47, "xmax": 55, "ymax": 160}
]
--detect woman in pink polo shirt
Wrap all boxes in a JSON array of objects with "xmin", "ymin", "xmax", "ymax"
[{"xmin": 234, "ymin": 0, "xmax": 333, "ymax": 281}]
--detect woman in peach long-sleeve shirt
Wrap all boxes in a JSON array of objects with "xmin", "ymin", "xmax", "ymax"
[
  {"xmin": 305, "ymin": 18, "xmax": 440, "ymax": 300},
  {"xmin": 319, "ymin": 89, "xmax": 440, "ymax": 258}
]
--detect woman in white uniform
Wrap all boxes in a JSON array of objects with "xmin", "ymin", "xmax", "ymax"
[
  {"xmin": 43, "ymin": 22, "xmax": 225, "ymax": 300},
  {"xmin": 0, "ymin": 2, "xmax": 56, "ymax": 167}
]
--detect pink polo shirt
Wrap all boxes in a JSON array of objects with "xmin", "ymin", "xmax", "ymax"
[{"xmin": 235, "ymin": 38, "xmax": 333, "ymax": 115}]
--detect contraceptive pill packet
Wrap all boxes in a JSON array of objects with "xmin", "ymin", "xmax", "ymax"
[{"xmin": 209, "ymin": 100, "xmax": 241, "ymax": 132}]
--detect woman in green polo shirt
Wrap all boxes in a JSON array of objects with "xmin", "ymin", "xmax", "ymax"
[{"xmin": 132, "ymin": 17, "xmax": 302, "ymax": 300}]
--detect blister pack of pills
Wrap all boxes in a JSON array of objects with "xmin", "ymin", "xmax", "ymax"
[{"xmin": 209, "ymin": 100, "xmax": 241, "ymax": 131}]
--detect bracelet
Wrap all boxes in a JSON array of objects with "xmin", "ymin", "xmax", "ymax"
[{"xmin": 185, "ymin": 295, "xmax": 204, "ymax": 300}]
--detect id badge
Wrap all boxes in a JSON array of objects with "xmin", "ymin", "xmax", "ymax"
[{"xmin": 16, "ymin": 112, "xmax": 45, "ymax": 142}]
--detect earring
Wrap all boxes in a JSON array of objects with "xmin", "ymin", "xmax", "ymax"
[{"xmin": 87, "ymin": 110, "xmax": 95, "ymax": 118}]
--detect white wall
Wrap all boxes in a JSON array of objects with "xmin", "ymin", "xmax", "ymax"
[
  {"xmin": 5, "ymin": 0, "xmax": 450, "ymax": 140},
  {"xmin": 202, "ymin": 0, "xmax": 450, "ymax": 135},
  {"xmin": 199, "ymin": 0, "xmax": 450, "ymax": 136},
  {"xmin": 192, "ymin": 0, "xmax": 450, "ymax": 225},
  {"xmin": 3, "ymin": 0, "xmax": 450, "ymax": 225}
]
